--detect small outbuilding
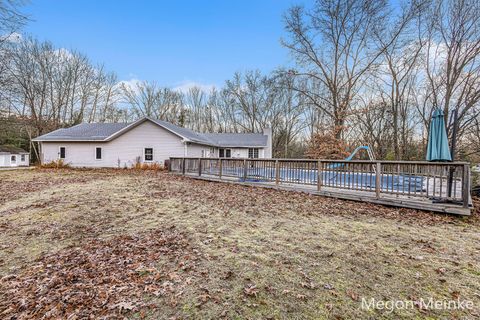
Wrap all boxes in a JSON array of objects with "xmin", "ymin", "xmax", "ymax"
[{"xmin": 0, "ymin": 145, "xmax": 29, "ymax": 167}]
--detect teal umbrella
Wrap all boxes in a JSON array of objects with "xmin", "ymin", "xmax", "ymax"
[{"xmin": 426, "ymin": 108, "xmax": 452, "ymax": 161}]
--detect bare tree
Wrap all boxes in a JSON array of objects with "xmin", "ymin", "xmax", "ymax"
[
  {"xmin": 183, "ymin": 86, "xmax": 207, "ymax": 132},
  {"xmin": 0, "ymin": 0, "xmax": 26, "ymax": 47},
  {"xmin": 376, "ymin": 14, "xmax": 425, "ymax": 159},
  {"xmin": 3, "ymin": 37, "xmax": 125, "ymax": 134},
  {"xmin": 120, "ymin": 80, "xmax": 183, "ymax": 122},
  {"xmin": 223, "ymin": 71, "xmax": 279, "ymax": 133},
  {"xmin": 421, "ymin": 0, "xmax": 480, "ymax": 151},
  {"xmin": 272, "ymin": 72, "xmax": 308, "ymax": 157},
  {"xmin": 282, "ymin": 0, "xmax": 422, "ymax": 141},
  {"xmin": 120, "ymin": 80, "xmax": 160, "ymax": 118}
]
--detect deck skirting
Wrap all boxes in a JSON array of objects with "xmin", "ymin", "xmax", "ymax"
[{"xmin": 174, "ymin": 173, "xmax": 472, "ymax": 216}]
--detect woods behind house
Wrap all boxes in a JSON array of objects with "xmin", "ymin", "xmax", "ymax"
[{"xmin": 1, "ymin": 0, "xmax": 479, "ymax": 162}]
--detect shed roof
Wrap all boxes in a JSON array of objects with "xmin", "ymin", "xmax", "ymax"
[{"xmin": 0, "ymin": 145, "xmax": 28, "ymax": 154}]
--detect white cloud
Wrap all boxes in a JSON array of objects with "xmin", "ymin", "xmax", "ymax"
[
  {"xmin": 425, "ymin": 40, "xmax": 448, "ymax": 68},
  {"xmin": 115, "ymin": 78, "xmax": 218, "ymax": 95},
  {"xmin": 173, "ymin": 80, "xmax": 216, "ymax": 93},
  {"xmin": 115, "ymin": 78, "xmax": 142, "ymax": 92},
  {"xmin": 53, "ymin": 47, "xmax": 75, "ymax": 60},
  {"xmin": 0, "ymin": 32, "xmax": 22, "ymax": 43}
]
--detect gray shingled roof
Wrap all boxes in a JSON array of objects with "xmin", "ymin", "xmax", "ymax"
[
  {"xmin": 204, "ymin": 133, "xmax": 267, "ymax": 147},
  {"xmin": 149, "ymin": 119, "xmax": 218, "ymax": 145},
  {"xmin": 33, "ymin": 123, "xmax": 130, "ymax": 141},
  {"xmin": 33, "ymin": 118, "xmax": 268, "ymax": 147}
]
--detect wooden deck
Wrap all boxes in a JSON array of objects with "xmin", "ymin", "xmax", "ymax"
[
  {"xmin": 177, "ymin": 172, "xmax": 472, "ymax": 216},
  {"xmin": 169, "ymin": 158, "xmax": 473, "ymax": 216}
]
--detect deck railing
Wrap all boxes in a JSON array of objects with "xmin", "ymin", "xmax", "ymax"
[{"xmin": 169, "ymin": 157, "xmax": 471, "ymax": 208}]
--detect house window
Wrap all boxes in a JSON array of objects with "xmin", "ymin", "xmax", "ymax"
[
  {"xmin": 248, "ymin": 148, "xmax": 259, "ymax": 158},
  {"xmin": 95, "ymin": 147, "xmax": 102, "ymax": 160},
  {"xmin": 11, "ymin": 155, "xmax": 16, "ymax": 162},
  {"xmin": 144, "ymin": 148, "xmax": 153, "ymax": 161},
  {"xmin": 21, "ymin": 154, "xmax": 25, "ymax": 161},
  {"xmin": 59, "ymin": 147, "xmax": 66, "ymax": 159},
  {"xmin": 219, "ymin": 148, "xmax": 231, "ymax": 158}
]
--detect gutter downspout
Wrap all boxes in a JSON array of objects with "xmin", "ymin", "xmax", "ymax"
[
  {"xmin": 183, "ymin": 140, "xmax": 188, "ymax": 157},
  {"xmin": 262, "ymin": 128, "xmax": 273, "ymax": 158}
]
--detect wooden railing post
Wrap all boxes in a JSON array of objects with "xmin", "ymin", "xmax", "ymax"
[
  {"xmin": 375, "ymin": 162, "xmax": 381, "ymax": 198},
  {"xmin": 317, "ymin": 160, "xmax": 322, "ymax": 191},
  {"xmin": 275, "ymin": 160, "xmax": 280, "ymax": 185},
  {"xmin": 182, "ymin": 158, "xmax": 186, "ymax": 175},
  {"xmin": 243, "ymin": 159, "xmax": 247, "ymax": 181},
  {"xmin": 198, "ymin": 158, "xmax": 202, "ymax": 176},
  {"xmin": 219, "ymin": 159, "xmax": 223, "ymax": 179},
  {"xmin": 463, "ymin": 164, "xmax": 470, "ymax": 208}
]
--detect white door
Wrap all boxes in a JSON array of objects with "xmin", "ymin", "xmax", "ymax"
[{"xmin": 10, "ymin": 155, "xmax": 18, "ymax": 167}]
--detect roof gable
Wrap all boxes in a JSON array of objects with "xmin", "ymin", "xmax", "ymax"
[{"xmin": 148, "ymin": 118, "xmax": 217, "ymax": 145}]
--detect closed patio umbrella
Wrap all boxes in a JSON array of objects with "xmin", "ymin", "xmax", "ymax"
[{"xmin": 426, "ymin": 108, "xmax": 452, "ymax": 162}]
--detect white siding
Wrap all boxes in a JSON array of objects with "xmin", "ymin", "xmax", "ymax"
[
  {"xmin": 187, "ymin": 147, "xmax": 267, "ymax": 159},
  {"xmin": 262, "ymin": 128, "xmax": 272, "ymax": 158},
  {"xmin": 212, "ymin": 148, "xmax": 266, "ymax": 159},
  {"xmin": 0, "ymin": 153, "xmax": 28, "ymax": 167},
  {"xmin": 230, "ymin": 148, "xmax": 263, "ymax": 158},
  {"xmin": 41, "ymin": 121, "xmax": 186, "ymax": 168},
  {"xmin": 234, "ymin": 148, "xmax": 248, "ymax": 158},
  {"xmin": 186, "ymin": 144, "xmax": 215, "ymax": 157},
  {"xmin": 18, "ymin": 154, "xmax": 29, "ymax": 166}
]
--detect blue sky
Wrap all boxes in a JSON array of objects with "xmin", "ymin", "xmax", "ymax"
[{"xmin": 23, "ymin": 0, "xmax": 299, "ymax": 89}]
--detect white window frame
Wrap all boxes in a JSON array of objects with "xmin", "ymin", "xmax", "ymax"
[
  {"xmin": 11, "ymin": 155, "xmax": 16, "ymax": 163},
  {"xmin": 95, "ymin": 147, "xmax": 102, "ymax": 160},
  {"xmin": 144, "ymin": 147, "xmax": 154, "ymax": 162},
  {"xmin": 248, "ymin": 148, "xmax": 259, "ymax": 159},
  {"xmin": 20, "ymin": 154, "xmax": 26, "ymax": 162},
  {"xmin": 59, "ymin": 146, "xmax": 66, "ymax": 159},
  {"xmin": 219, "ymin": 148, "xmax": 232, "ymax": 158}
]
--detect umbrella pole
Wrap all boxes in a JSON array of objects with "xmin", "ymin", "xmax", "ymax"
[{"xmin": 447, "ymin": 108, "xmax": 458, "ymax": 198}]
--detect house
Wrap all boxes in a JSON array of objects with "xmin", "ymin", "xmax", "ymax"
[
  {"xmin": 0, "ymin": 145, "xmax": 30, "ymax": 167},
  {"xmin": 32, "ymin": 117, "xmax": 272, "ymax": 168}
]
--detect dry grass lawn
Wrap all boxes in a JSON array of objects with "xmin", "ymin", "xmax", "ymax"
[{"xmin": 0, "ymin": 168, "xmax": 479, "ymax": 319}]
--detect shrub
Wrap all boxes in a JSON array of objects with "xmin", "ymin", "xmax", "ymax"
[
  {"xmin": 306, "ymin": 126, "xmax": 349, "ymax": 160},
  {"xmin": 40, "ymin": 159, "xmax": 70, "ymax": 169},
  {"xmin": 132, "ymin": 161, "xmax": 164, "ymax": 171},
  {"xmin": 141, "ymin": 162, "xmax": 164, "ymax": 170}
]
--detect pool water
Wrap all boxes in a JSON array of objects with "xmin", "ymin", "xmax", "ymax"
[{"xmin": 220, "ymin": 167, "xmax": 425, "ymax": 192}]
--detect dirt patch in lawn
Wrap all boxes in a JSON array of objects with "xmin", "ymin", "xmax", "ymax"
[{"xmin": 0, "ymin": 169, "xmax": 479, "ymax": 319}]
